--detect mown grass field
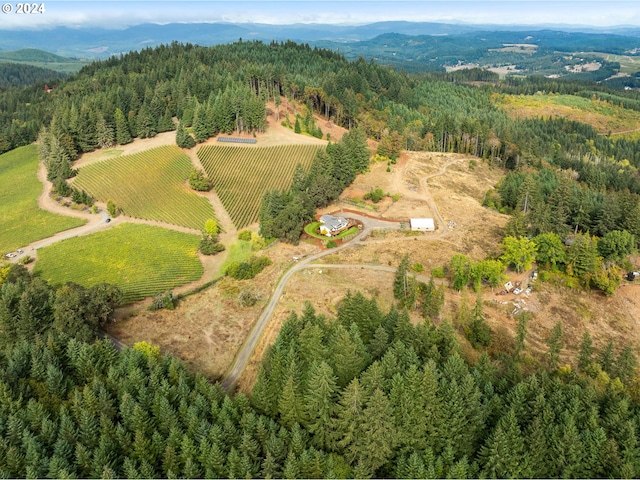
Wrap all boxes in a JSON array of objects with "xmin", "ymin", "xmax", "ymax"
[
  {"xmin": 72, "ymin": 145, "xmax": 216, "ymax": 230},
  {"xmin": 0, "ymin": 145, "xmax": 85, "ymax": 255},
  {"xmin": 33, "ymin": 223, "xmax": 203, "ymax": 303},
  {"xmin": 495, "ymin": 93, "xmax": 640, "ymax": 137},
  {"xmin": 198, "ymin": 144, "xmax": 321, "ymax": 228}
]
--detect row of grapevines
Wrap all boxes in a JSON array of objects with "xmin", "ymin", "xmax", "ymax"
[
  {"xmin": 72, "ymin": 146, "xmax": 217, "ymax": 231},
  {"xmin": 197, "ymin": 144, "xmax": 320, "ymax": 228}
]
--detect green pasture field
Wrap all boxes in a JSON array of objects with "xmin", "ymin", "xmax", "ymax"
[
  {"xmin": 33, "ymin": 223, "xmax": 203, "ymax": 303},
  {"xmin": 0, "ymin": 145, "xmax": 85, "ymax": 255},
  {"xmin": 72, "ymin": 145, "xmax": 217, "ymax": 230},
  {"xmin": 198, "ymin": 144, "xmax": 321, "ymax": 229}
]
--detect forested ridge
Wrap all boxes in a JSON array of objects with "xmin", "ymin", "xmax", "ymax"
[
  {"xmin": 2, "ymin": 265, "xmax": 640, "ymax": 478},
  {"xmin": 0, "ymin": 63, "xmax": 67, "ymax": 90}
]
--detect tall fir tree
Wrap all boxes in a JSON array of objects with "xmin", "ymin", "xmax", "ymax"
[
  {"xmin": 114, "ymin": 108, "xmax": 132, "ymax": 145},
  {"xmin": 176, "ymin": 121, "xmax": 195, "ymax": 149},
  {"xmin": 303, "ymin": 361, "xmax": 337, "ymax": 450}
]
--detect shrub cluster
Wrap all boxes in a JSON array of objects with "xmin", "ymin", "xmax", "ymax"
[
  {"xmin": 364, "ymin": 187, "xmax": 386, "ymax": 203},
  {"xmin": 188, "ymin": 169, "xmax": 212, "ymax": 191},
  {"xmin": 149, "ymin": 290, "xmax": 175, "ymax": 310},
  {"xmin": 199, "ymin": 236, "xmax": 225, "ymax": 255},
  {"xmin": 225, "ymin": 255, "xmax": 271, "ymax": 280}
]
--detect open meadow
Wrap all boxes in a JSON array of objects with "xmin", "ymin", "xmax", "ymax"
[
  {"xmin": 33, "ymin": 223, "xmax": 203, "ymax": 303},
  {"xmin": 198, "ymin": 144, "xmax": 321, "ymax": 228},
  {"xmin": 72, "ymin": 145, "xmax": 217, "ymax": 230},
  {"xmin": 0, "ymin": 145, "xmax": 85, "ymax": 255},
  {"xmin": 495, "ymin": 93, "xmax": 640, "ymax": 137}
]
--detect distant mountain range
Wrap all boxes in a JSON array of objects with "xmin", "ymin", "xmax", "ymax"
[
  {"xmin": 1, "ymin": 21, "xmax": 639, "ymax": 82},
  {"xmin": 1, "ymin": 21, "xmax": 639, "ymax": 59}
]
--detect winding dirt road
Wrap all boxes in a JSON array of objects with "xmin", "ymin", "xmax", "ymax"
[{"xmin": 220, "ymin": 158, "xmax": 461, "ymax": 391}]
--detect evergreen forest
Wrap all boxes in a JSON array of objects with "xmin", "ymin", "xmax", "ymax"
[{"xmin": 1, "ymin": 266, "xmax": 640, "ymax": 478}]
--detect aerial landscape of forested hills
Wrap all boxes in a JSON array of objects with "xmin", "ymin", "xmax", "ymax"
[
  {"xmin": 1, "ymin": 20, "xmax": 640, "ymax": 83},
  {"xmin": 3, "ymin": 13, "xmax": 640, "ymax": 478}
]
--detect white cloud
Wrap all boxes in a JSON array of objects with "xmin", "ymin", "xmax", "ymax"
[{"xmin": 1, "ymin": 1, "xmax": 639, "ymax": 29}]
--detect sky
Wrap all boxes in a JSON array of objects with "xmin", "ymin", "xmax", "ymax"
[{"xmin": 1, "ymin": 1, "xmax": 639, "ymax": 30}]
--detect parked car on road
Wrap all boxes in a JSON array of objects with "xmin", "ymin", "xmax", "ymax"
[
  {"xmin": 17, "ymin": 249, "xmax": 23, "ymax": 254},
  {"xmin": 5, "ymin": 253, "xmax": 15, "ymax": 258},
  {"xmin": 105, "ymin": 218, "xmax": 111, "ymax": 223}
]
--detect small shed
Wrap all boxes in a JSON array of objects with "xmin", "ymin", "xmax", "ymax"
[{"xmin": 410, "ymin": 218, "xmax": 435, "ymax": 232}]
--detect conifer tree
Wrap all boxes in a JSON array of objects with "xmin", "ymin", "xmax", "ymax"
[
  {"xmin": 577, "ymin": 331, "xmax": 594, "ymax": 372},
  {"xmin": 157, "ymin": 108, "xmax": 175, "ymax": 133},
  {"xmin": 176, "ymin": 121, "xmax": 195, "ymax": 149},
  {"xmin": 615, "ymin": 346, "xmax": 638, "ymax": 385},
  {"xmin": 598, "ymin": 341, "xmax": 615, "ymax": 375},
  {"xmin": 479, "ymin": 409, "xmax": 529, "ymax": 478},
  {"xmin": 330, "ymin": 323, "xmax": 369, "ymax": 387},
  {"xmin": 356, "ymin": 388, "xmax": 397, "ymax": 476},
  {"xmin": 303, "ymin": 361, "xmax": 337, "ymax": 450},
  {"xmin": 466, "ymin": 294, "xmax": 492, "ymax": 349},
  {"xmin": 393, "ymin": 254, "xmax": 410, "ymax": 305},
  {"xmin": 96, "ymin": 113, "xmax": 115, "ymax": 149},
  {"xmin": 260, "ymin": 451, "xmax": 280, "ymax": 480},
  {"xmin": 546, "ymin": 321, "xmax": 564, "ymax": 370},
  {"xmin": 278, "ymin": 374, "xmax": 304, "ymax": 428},
  {"xmin": 367, "ymin": 325, "xmax": 389, "ymax": 360},
  {"xmin": 136, "ymin": 104, "xmax": 156, "ymax": 139},
  {"xmin": 331, "ymin": 378, "xmax": 367, "ymax": 465},
  {"xmin": 114, "ymin": 108, "xmax": 132, "ymax": 145},
  {"xmin": 193, "ymin": 104, "xmax": 209, "ymax": 143}
]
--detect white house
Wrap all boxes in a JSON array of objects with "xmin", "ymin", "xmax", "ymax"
[
  {"xmin": 319, "ymin": 215, "xmax": 349, "ymax": 236},
  {"xmin": 410, "ymin": 218, "xmax": 435, "ymax": 232}
]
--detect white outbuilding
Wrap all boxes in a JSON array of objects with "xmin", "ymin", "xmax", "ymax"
[{"xmin": 409, "ymin": 218, "xmax": 435, "ymax": 232}]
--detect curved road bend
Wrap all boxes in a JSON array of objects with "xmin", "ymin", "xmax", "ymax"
[
  {"xmin": 220, "ymin": 218, "xmax": 394, "ymax": 390},
  {"xmin": 221, "ymin": 158, "xmax": 462, "ymax": 390}
]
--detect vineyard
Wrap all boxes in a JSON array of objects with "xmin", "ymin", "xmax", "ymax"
[
  {"xmin": 198, "ymin": 144, "xmax": 321, "ymax": 228},
  {"xmin": 72, "ymin": 146, "xmax": 217, "ymax": 230},
  {"xmin": 0, "ymin": 145, "xmax": 85, "ymax": 254},
  {"xmin": 33, "ymin": 223, "xmax": 203, "ymax": 304}
]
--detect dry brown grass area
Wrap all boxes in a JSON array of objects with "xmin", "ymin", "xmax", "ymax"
[
  {"xmin": 107, "ymin": 241, "xmax": 319, "ymax": 380},
  {"xmin": 236, "ymin": 266, "xmax": 412, "ymax": 393},
  {"xmin": 481, "ymin": 281, "xmax": 640, "ymax": 368}
]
